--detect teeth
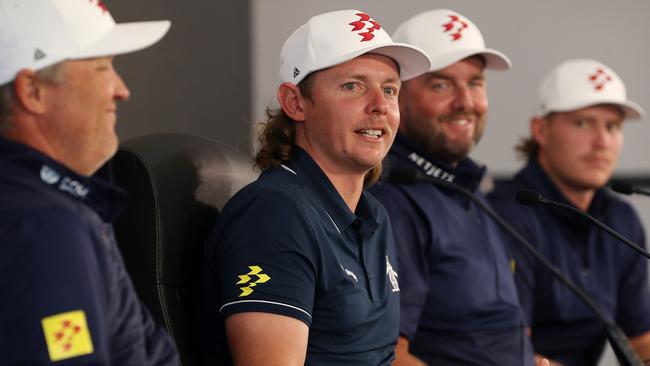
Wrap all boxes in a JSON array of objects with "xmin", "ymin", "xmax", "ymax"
[
  {"xmin": 360, "ymin": 129, "xmax": 382, "ymax": 138},
  {"xmin": 451, "ymin": 119, "xmax": 469, "ymax": 126}
]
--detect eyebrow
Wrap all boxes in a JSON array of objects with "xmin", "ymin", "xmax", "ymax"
[
  {"xmin": 341, "ymin": 74, "xmax": 401, "ymax": 85},
  {"xmin": 426, "ymin": 72, "xmax": 485, "ymax": 82}
]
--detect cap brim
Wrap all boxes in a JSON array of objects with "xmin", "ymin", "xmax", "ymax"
[
  {"xmin": 370, "ymin": 43, "xmax": 432, "ymax": 81},
  {"xmin": 294, "ymin": 42, "xmax": 431, "ymax": 84},
  {"xmin": 545, "ymin": 99, "xmax": 645, "ymax": 120},
  {"xmin": 429, "ymin": 48, "xmax": 511, "ymax": 72},
  {"xmin": 74, "ymin": 20, "xmax": 171, "ymax": 59}
]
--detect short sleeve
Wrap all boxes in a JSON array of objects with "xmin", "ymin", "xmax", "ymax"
[{"xmin": 214, "ymin": 191, "xmax": 319, "ymax": 326}]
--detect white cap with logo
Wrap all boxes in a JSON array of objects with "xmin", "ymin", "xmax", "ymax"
[
  {"xmin": 0, "ymin": 0, "xmax": 171, "ymax": 86},
  {"xmin": 392, "ymin": 9, "xmax": 511, "ymax": 76},
  {"xmin": 538, "ymin": 59, "xmax": 644, "ymax": 119},
  {"xmin": 279, "ymin": 9, "xmax": 432, "ymax": 85}
]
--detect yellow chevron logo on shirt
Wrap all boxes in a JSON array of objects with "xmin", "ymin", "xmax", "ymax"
[
  {"xmin": 237, "ymin": 265, "xmax": 271, "ymax": 297},
  {"xmin": 41, "ymin": 310, "xmax": 94, "ymax": 361},
  {"xmin": 510, "ymin": 258, "xmax": 516, "ymax": 274}
]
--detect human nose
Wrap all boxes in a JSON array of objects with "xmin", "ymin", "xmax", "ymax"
[
  {"xmin": 113, "ymin": 70, "xmax": 130, "ymax": 101},
  {"xmin": 592, "ymin": 123, "xmax": 612, "ymax": 148},
  {"xmin": 451, "ymin": 86, "xmax": 474, "ymax": 112},
  {"xmin": 366, "ymin": 87, "xmax": 389, "ymax": 116}
]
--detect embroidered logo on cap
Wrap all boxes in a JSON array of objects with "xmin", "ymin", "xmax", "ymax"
[
  {"xmin": 236, "ymin": 265, "xmax": 271, "ymax": 297},
  {"xmin": 442, "ymin": 14, "xmax": 468, "ymax": 41},
  {"xmin": 589, "ymin": 67, "xmax": 612, "ymax": 91},
  {"xmin": 349, "ymin": 13, "xmax": 381, "ymax": 42},
  {"xmin": 293, "ymin": 67, "xmax": 300, "ymax": 78},
  {"xmin": 34, "ymin": 48, "xmax": 47, "ymax": 61},
  {"xmin": 88, "ymin": 0, "xmax": 109, "ymax": 14},
  {"xmin": 42, "ymin": 310, "xmax": 94, "ymax": 361}
]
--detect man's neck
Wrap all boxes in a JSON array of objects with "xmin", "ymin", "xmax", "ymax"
[{"xmin": 322, "ymin": 170, "xmax": 364, "ymax": 213}]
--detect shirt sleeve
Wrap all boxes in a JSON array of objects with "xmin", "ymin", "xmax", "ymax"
[
  {"xmin": 615, "ymin": 206, "xmax": 650, "ymax": 337},
  {"xmin": 214, "ymin": 190, "xmax": 319, "ymax": 326},
  {"xmin": 0, "ymin": 209, "xmax": 112, "ymax": 364},
  {"xmin": 0, "ymin": 209, "xmax": 178, "ymax": 365},
  {"xmin": 370, "ymin": 183, "xmax": 430, "ymax": 340}
]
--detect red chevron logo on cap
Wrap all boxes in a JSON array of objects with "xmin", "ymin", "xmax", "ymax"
[
  {"xmin": 349, "ymin": 13, "xmax": 381, "ymax": 42},
  {"xmin": 589, "ymin": 67, "xmax": 612, "ymax": 91},
  {"xmin": 442, "ymin": 14, "xmax": 468, "ymax": 41},
  {"xmin": 89, "ymin": 0, "xmax": 108, "ymax": 13}
]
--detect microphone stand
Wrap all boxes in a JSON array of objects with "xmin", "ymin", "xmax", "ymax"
[
  {"xmin": 390, "ymin": 169, "xmax": 643, "ymax": 366},
  {"xmin": 518, "ymin": 189, "xmax": 650, "ymax": 261}
]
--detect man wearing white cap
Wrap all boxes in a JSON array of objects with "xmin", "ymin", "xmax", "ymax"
[
  {"xmin": 370, "ymin": 9, "xmax": 537, "ymax": 365},
  {"xmin": 0, "ymin": 0, "xmax": 175, "ymax": 364},
  {"xmin": 489, "ymin": 59, "xmax": 650, "ymax": 365},
  {"xmin": 198, "ymin": 9, "xmax": 430, "ymax": 366}
]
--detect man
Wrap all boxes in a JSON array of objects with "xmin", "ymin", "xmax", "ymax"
[
  {"xmin": 489, "ymin": 59, "xmax": 650, "ymax": 365},
  {"xmin": 198, "ymin": 9, "xmax": 431, "ymax": 366},
  {"xmin": 0, "ymin": 0, "xmax": 177, "ymax": 364},
  {"xmin": 370, "ymin": 9, "xmax": 536, "ymax": 365}
]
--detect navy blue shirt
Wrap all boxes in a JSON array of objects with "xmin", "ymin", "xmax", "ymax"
[
  {"xmin": 370, "ymin": 134, "xmax": 534, "ymax": 365},
  {"xmin": 199, "ymin": 147, "xmax": 400, "ymax": 365},
  {"xmin": 0, "ymin": 138, "xmax": 177, "ymax": 365},
  {"xmin": 489, "ymin": 158, "xmax": 650, "ymax": 366}
]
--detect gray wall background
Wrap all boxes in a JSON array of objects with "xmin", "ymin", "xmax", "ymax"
[{"xmin": 107, "ymin": 0, "xmax": 251, "ymax": 155}]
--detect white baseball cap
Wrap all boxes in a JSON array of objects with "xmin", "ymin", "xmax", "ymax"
[
  {"xmin": 392, "ymin": 9, "xmax": 511, "ymax": 76},
  {"xmin": 0, "ymin": 0, "xmax": 171, "ymax": 86},
  {"xmin": 538, "ymin": 59, "xmax": 644, "ymax": 119},
  {"xmin": 279, "ymin": 9, "xmax": 431, "ymax": 85}
]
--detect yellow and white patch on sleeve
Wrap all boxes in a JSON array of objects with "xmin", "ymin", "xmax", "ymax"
[{"xmin": 41, "ymin": 310, "xmax": 94, "ymax": 361}]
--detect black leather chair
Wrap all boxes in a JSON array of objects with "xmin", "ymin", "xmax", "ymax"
[{"xmin": 110, "ymin": 133, "xmax": 258, "ymax": 365}]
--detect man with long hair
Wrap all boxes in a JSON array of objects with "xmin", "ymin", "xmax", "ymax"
[{"xmin": 198, "ymin": 9, "xmax": 430, "ymax": 366}]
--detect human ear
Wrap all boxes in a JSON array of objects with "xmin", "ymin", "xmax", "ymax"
[
  {"xmin": 277, "ymin": 82, "xmax": 306, "ymax": 122},
  {"xmin": 530, "ymin": 116, "xmax": 548, "ymax": 147},
  {"xmin": 13, "ymin": 69, "xmax": 48, "ymax": 115}
]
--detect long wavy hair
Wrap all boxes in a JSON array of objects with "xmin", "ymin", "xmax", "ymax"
[{"xmin": 254, "ymin": 73, "xmax": 382, "ymax": 187}]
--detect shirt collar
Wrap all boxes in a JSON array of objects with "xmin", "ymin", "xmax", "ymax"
[
  {"xmin": 387, "ymin": 133, "xmax": 486, "ymax": 192},
  {"xmin": 517, "ymin": 157, "xmax": 609, "ymax": 218},
  {"xmin": 0, "ymin": 138, "xmax": 126, "ymax": 222},
  {"xmin": 285, "ymin": 146, "xmax": 378, "ymax": 235}
]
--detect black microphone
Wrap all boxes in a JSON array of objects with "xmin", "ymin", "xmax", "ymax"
[
  {"xmin": 389, "ymin": 168, "xmax": 643, "ymax": 366},
  {"xmin": 612, "ymin": 182, "xmax": 650, "ymax": 197},
  {"xmin": 515, "ymin": 189, "xmax": 650, "ymax": 260}
]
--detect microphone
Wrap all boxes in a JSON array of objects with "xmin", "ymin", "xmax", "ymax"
[
  {"xmin": 389, "ymin": 167, "xmax": 644, "ymax": 366},
  {"xmin": 515, "ymin": 189, "xmax": 650, "ymax": 260},
  {"xmin": 611, "ymin": 182, "xmax": 650, "ymax": 197}
]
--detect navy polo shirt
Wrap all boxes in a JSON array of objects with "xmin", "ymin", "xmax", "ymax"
[
  {"xmin": 0, "ymin": 138, "xmax": 177, "ymax": 365},
  {"xmin": 489, "ymin": 158, "xmax": 650, "ymax": 366},
  {"xmin": 199, "ymin": 146, "xmax": 400, "ymax": 365},
  {"xmin": 370, "ymin": 134, "xmax": 533, "ymax": 365}
]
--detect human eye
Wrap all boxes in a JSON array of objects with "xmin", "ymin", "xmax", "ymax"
[
  {"xmin": 469, "ymin": 78, "xmax": 485, "ymax": 88},
  {"xmin": 606, "ymin": 121, "xmax": 623, "ymax": 132},
  {"xmin": 383, "ymin": 85, "xmax": 398, "ymax": 97},
  {"xmin": 573, "ymin": 118, "xmax": 588, "ymax": 128},
  {"xmin": 342, "ymin": 81, "xmax": 361, "ymax": 92},
  {"xmin": 95, "ymin": 57, "xmax": 113, "ymax": 71},
  {"xmin": 430, "ymin": 80, "xmax": 450, "ymax": 92}
]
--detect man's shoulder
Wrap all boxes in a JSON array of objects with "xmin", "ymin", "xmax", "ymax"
[{"xmin": 0, "ymin": 174, "xmax": 85, "ymax": 223}]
